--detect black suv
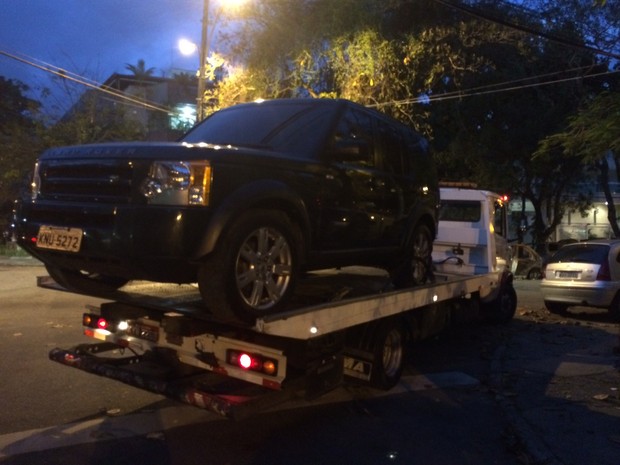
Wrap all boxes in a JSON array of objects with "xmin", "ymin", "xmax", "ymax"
[{"xmin": 15, "ymin": 99, "xmax": 438, "ymax": 321}]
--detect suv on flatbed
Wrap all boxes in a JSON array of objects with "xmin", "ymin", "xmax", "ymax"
[{"xmin": 15, "ymin": 98, "xmax": 438, "ymax": 321}]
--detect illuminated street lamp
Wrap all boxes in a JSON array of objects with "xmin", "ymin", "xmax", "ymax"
[
  {"xmin": 178, "ymin": 38, "xmax": 198, "ymax": 56},
  {"xmin": 196, "ymin": 0, "xmax": 247, "ymax": 121}
]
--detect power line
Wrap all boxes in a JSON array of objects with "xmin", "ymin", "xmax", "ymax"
[
  {"xmin": 0, "ymin": 49, "xmax": 172, "ymax": 114},
  {"xmin": 431, "ymin": 0, "xmax": 620, "ymax": 61},
  {"xmin": 373, "ymin": 67, "xmax": 620, "ymax": 108}
]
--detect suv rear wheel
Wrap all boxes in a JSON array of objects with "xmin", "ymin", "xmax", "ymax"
[
  {"xmin": 391, "ymin": 222, "xmax": 433, "ymax": 288},
  {"xmin": 198, "ymin": 210, "xmax": 300, "ymax": 322}
]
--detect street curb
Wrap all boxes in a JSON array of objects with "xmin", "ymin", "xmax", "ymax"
[
  {"xmin": 0, "ymin": 256, "xmax": 43, "ymax": 267},
  {"xmin": 490, "ymin": 344, "xmax": 563, "ymax": 465}
]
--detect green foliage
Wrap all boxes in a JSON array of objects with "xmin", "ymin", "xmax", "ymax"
[
  {"xmin": 0, "ymin": 76, "xmax": 148, "ymax": 222},
  {"xmin": 536, "ymin": 91, "xmax": 620, "ymax": 236},
  {"xmin": 543, "ymin": 91, "xmax": 620, "ymax": 159},
  {"xmin": 125, "ymin": 59, "xmax": 156, "ymax": 80},
  {"xmin": 219, "ymin": 0, "xmax": 617, "ymax": 245},
  {"xmin": 43, "ymin": 92, "xmax": 146, "ymax": 147},
  {"xmin": 329, "ymin": 30, "xmax": 401, "ymax": 105},
  {"xmin": 0, "ymin": 78, "xmax": 42, "ymax": 217}
]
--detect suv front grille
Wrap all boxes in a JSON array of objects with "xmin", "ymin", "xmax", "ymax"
[{"xmin": 39, "ymin": 159, "xmax": 134, "ymax": 203}]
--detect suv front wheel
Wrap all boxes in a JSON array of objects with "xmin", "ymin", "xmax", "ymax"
[
  {"xmin": 45, "ymin": 265, "xmax": 129, "ymax": 296},
  {"xmin": 198, "ymin": 210, "xmax": 300, "ymax": 322}
]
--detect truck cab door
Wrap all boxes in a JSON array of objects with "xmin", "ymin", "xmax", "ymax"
[{"xmin": 492, "ymin": 196, "xmax": 510, "ymax": 271}]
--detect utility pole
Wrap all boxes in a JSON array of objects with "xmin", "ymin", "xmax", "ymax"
[{"xmin": 196, "ymin": 0, "xmax": 210, "ymax": 122}]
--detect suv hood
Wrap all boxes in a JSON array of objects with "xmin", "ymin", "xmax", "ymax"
[{"xmin": 40, "ymin": 141, "xmax": 286, "ymax": 162}]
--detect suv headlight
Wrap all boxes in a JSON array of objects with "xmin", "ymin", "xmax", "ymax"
[{"xmin": 141, "ymin": 161, "xmax": 212, "ymax": 206}]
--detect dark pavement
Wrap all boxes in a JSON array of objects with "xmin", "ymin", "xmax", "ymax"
[
  {"xmin": 493, "ymin": 296, "xmax": 620, "ymax": 465},
  {"xmin": 0, "ymin": 259, "xmax": 618, "ymax": 464}
]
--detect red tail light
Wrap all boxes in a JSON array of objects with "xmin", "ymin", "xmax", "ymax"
[
  {"xmin": 227, "ymin": 350, "xmax": 278, "ymax": 376},
  {"xmin": 596, "ymin": 260, "xmax": 611, "ymax": 281}
]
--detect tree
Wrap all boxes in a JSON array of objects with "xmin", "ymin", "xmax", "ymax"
[
  {"xmin": 210, "ymin": 0, "xmax": 619, "ymax": 246},
  {"xmin": 394, "ymin": 1, "xmax": 619, "ymax": 247},
  {"xmin": 0, "ymin": 77, "xmax": 42, "ymax": 226},
  {"xmin": 125, "ymin": 59, "xmax": 156, "ymax": 81},
  {"xmin": 536, "ymin": 91, "xmax": 620, "ymax": 237},
  {"xmin": 44, "ymin": 90, "xmax": 146, "ymax": 147}
]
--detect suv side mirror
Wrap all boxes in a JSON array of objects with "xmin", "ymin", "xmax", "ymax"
[{"xmin": 329, "ymin": 140, "xmax": 371, "ymax": 164}]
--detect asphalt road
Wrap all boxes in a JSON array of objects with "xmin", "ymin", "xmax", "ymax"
[{"xmin": 0, "ymin": 262, "xmax": 618, "ymax": 465}]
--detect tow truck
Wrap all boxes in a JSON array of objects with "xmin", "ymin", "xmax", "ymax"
[{"xmin": 46, "ymin": 187, "xmax": 516, "ymax": 420}]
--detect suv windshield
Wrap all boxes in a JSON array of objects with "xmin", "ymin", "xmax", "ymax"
[
  {"xmin": 549, "ymin": 244, "xmax": 609, "ymax": 264},
  {"xmin": 182, "ymin": 102, "xmax": 336, "ymax": 155}
]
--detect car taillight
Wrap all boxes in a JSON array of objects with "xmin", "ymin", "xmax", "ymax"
[
  {"xmin": 83, "ymin": 313, "xmax": 128, "ymax": 333},
  {"xmin": 597, "ymin": 260, "xmax": 611, "ymax": 281}
]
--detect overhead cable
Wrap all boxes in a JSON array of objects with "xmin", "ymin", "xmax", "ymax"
[{"xmin": 0, "ymin": 49, "xmax": 172, "ymax": 114}]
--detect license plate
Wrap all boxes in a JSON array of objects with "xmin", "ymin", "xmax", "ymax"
[
  {"xmin": 557, "ymin": 270, "xmax": 579, "ymax": 279},
  {"xmin": 36, "ymin": 226, "xmax": 83, "ymax": 252}
]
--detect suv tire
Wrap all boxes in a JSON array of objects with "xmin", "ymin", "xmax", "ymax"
[
  {"xmin": 198, "ymin": 210, "xmax": 300, "ymax": 322},
  {"xmin": 45, "ymin": 264, "xmax": 129, "ymax": 295},
  {"xmin": 391, "ymin": 222, "xmax": 433, "ymax": 288}
]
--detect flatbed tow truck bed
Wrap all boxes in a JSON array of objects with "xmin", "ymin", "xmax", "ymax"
[{"xmin": 44, "ymin": 267, "xmax": 508, "ymax": 420}]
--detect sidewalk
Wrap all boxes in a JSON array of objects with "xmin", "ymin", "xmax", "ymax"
[
  {"xmin": 0, "ymin": 256, "xmax": 42, "ymax": 266},
  {"xmin": 493, "ymin": 308, "xmax": 620, "ymax": 465}
]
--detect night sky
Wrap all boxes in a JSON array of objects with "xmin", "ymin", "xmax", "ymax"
[{"xmin": 0, "ymin": 0, "xmax": 209, "ymax": 110}]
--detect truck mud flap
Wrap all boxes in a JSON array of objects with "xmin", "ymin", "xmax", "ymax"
[{"xmin": 49, "ymin": 345, "xmax": 296, "ymax": 421}]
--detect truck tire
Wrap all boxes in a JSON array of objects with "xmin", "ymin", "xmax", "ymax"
[
  {"xmin": 483, "ymin": 283, "xmax": 517, "ymax": 324},
  {"xmin": 369, "ymin": 319, "xmax": 406, "ymax": 390},
  {"xmin": 544, "ymin": 300, "xmax": 569, "ymax": 315},
  {"xmin": 45, "ymin": 264, "xmax": 129, "ymax": 295},
  {"xmin": 198, "ymin": 210, "xmax": 300, "ymax": 323},
  {"xmin": 608, "ymin": 292, "xmax": 620, "ymax": 322},
  {"xmin": 392, "ymin": 222, "xmax": 433, "ymax": 288}
]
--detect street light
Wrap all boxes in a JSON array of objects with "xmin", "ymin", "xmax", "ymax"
[
  {"xmin": 178, "ymin": 38, "xmax": 198, "ymax": 56},
  {"xmin": 196, "ymin": 0, "xmax": 210, "ymax": 122},
  {"xmin": 196, "ymin": 0, "xmax": 247, "ymax": 122}
]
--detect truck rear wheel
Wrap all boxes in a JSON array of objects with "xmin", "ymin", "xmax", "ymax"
[
  {"xmin": 544, "ymin": 300, "xmax": 569, "ymax": 315},
  {"xmin": 198, "ymin": 210, "xmax": 300, "ymax": 323},
  {"xmin": 609, "ymin": 293, "xmax": 620, "ymax": 322},
  {"xmin": 483, "ymin": 283, "xmax": 517, "ymax": 324},
  {"xmin": 369, "ymin": 319, "xmax": 406, "ymax": 390}
]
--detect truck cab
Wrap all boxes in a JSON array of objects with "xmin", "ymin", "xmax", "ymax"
[{"xmin": 433, "ymin": 186, "xmax": 510, "ymax": 276}]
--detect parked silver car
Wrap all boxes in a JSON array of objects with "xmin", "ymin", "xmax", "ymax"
[
  {"xmin": 541, "ymin": 239, "xmax": 620, "ymax": 319},
  {"xmin": 510, "ymin": 243, "xmax": 543, "ymax": 280}
]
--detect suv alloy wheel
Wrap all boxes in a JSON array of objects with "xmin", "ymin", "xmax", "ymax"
[{"xmin": 198, "ymin": 210, "xmax": 300, "ymax": 322}]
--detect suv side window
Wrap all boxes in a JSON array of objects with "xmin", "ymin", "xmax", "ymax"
[
  {"xmin": 376, "ymin": 120, "xmax": 405, "ymax": 175},
  {"xmin": 332, "ymin": 108, "xmax": 375, "ymax": 167},
  {"xmin": 402, "ymin": 131, "xmax": 430, "ymax": 174}
]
